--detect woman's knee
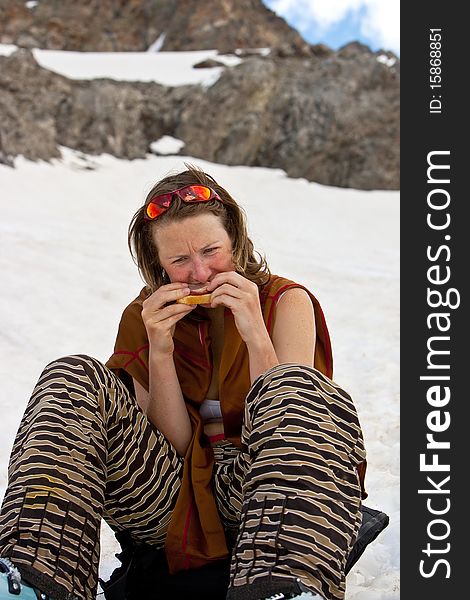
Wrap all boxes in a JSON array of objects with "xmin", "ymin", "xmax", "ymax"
[
  {"xmin": 32, "ymin": 355, "xmax": 112, "ymax": 416},
  {"xmin": 41, "ymin": 354, "xmax": 110, "ymax": 389},
  {"xmin": 245, "ymin": 363, "xmax": 327, "ymax": 412},
  {"xmin": 44, "ymin": 354, "xmax": 103, "ymax": 373},
  {"xmin": 252, "ymin": 362, "xmax": 326, "ymax": 388}
]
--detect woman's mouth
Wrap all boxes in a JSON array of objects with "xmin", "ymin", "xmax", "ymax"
[{"xmin": 187, "ymin": 283, "xmax": 209, "ymax": 293}]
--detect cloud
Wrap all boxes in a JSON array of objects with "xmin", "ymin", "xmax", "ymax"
[
  {"xmin": 359, "ymin": 0, "xmax": 400, "ymax": 53},
  {"xmin": 267, "ymin": 0, "xmax": 400, "ymax": 54}
]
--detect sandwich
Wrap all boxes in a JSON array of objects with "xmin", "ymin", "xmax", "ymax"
[
  {"xmin": 177, "ymin": 293, "xmax": 212, "ymax": 305},
  {"xmin": 177, "ymin": 286, "xmax": 212, "ymax": 305}
]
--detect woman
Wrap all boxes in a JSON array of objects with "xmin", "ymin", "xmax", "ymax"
[{"xmin": 0, "ymin": 167, "xmax": 367, "ymax": 600}]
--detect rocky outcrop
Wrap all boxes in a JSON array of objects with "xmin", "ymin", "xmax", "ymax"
[
  {"xmin": 0, "ymin": 0, "xmax": 400, "ymax": 189},
  {"xmin": 1, "ymin": 0, "xmax": 167, "ymax": 52},
  {"xmin": 0, "ymin": 0, "xmax": 311, "ymax": 55},
  {"xmin": 0, "ymin": 44, "xmax": 399, "ymax": 190},
  {"xmin": 0, "ymin": 49, "xmax": 168, "ymax": 163},
  {"xmin": 176, "ymin": 44, "xmax": 399, "ymax": 189},
  {"xmin": 0, "ymin": 49, "xmax": 67, "ymax": 163}
]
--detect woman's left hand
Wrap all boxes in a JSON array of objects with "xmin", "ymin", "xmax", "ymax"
[{"xmin": 207, "ymin": 271, "xmax": 266, "ymax": 344}]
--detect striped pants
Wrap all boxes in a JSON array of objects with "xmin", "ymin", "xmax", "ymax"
[{"xmin": 0, "ymin": 356, "xmax": 366, "ymax": 600}]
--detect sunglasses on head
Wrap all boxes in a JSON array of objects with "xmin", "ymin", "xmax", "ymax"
[{"xmin": 144, "ymin": 185, "xmax": 223, "ymax": 220}]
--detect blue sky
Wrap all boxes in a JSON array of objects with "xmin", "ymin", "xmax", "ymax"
[{"xmin": 262, "ymin": 0, "xmax": 400, "ymax": 56}]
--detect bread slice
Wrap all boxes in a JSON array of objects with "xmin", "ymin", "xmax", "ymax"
[{"xmin": 177, "ymin": 293, "xmax": 212, "ymax": 305}]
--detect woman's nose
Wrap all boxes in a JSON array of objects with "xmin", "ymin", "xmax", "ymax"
[{"xmin": 190, "ymin": 257, "xmax": 211, "ymax": 283}]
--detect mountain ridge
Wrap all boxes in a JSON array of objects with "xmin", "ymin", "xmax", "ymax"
[
  {"xmin": 0, "ymin": 0, "xmax": 312, "ymax": 55},
  {"xmin": 0, "ymin": 0, "xmax": 399, "ymax": 190}
]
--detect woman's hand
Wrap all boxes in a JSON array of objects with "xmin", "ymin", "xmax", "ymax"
[
  {"xmin": 141, "ymin": 283, "xmax": 194, "ymax": 356},
  {"xmin": 207, "ymin": 271, "xmax": 266, "ymax": 345}
]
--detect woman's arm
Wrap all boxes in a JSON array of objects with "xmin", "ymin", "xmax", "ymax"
[
  {"xmin": 208, "ymin": 273, "xmax": 316, "ymax": 383},
  {"xmin": 137, "ymin": 283, "xmax": 195, "ymax": 456},
  {"xmin": 243, "ymin": 288, "xmax": 316, "ymax": 381},
  {"xmin": 133, "ymin": 354, "xmax": 192, "ymax": 457},
  {"xmin": 271, "ymin": 287, "xmax": 316, "ymax": 366}
]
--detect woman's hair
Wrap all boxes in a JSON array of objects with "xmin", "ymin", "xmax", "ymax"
[{"xmin": 128, "ymin": 165, "xmax": 270, "ymax": 292}]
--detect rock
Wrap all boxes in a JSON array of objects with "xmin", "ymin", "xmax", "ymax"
[
  {"xmin": 0, "ymin": 0, "xmax": 310, "ymax": 54},
  {"xmin": 310, "ymin": 44, "xmax": 334, "ymax": 59},
  {"xmin": 0, "ymin": 0, "xmax": 162, "ymax": 51},
  {"xmin": 0, "ymin": 45, "xmax": 399, "ymax": 189},
  {"xmin": 0, "ymin": 137, "xmax": 14, "ymax": 167},
  {"xmin": 0, "ymin": 2, "xmax": 399, "ymax": 189},
  {"xmin": 0, "ymin": 49, "xmax": 67, "ymax": 163},
  {"xmin": 176, "ymin": 50, "xmax": 399, "ymax": 190},
  {"xmin": 274, "ymin": 42, "xmax": 313, "ymax": 59},
  {"xmin": 337, "ymin": 41, "xmax": 374, "ymax": 59},
  {"xmin": 192, "ymin": 59, "xmax": 225, "ymax": 69},
  {"xmin": 0, "ymin": 49, "xmax": 169, "ymax": 163}
]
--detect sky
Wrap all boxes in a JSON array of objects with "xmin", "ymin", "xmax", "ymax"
[{"xmin": 263, "ymin": 0, "xmax": 400, "ymax": 55}]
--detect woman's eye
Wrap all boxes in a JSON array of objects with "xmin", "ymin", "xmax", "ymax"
[
  {"xmin": 172, "ymin": 257, "xmax": 186, "ymax": 264},
  {"xmin": 204, "ymin": 247, "xmax": 217, "ymax": 255}
]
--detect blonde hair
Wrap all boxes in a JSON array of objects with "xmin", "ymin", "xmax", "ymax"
[{"xmin": 128, "ymin": 165, "xmax": 270, "ymax": 292}]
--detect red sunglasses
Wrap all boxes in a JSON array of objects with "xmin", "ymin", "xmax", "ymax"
[{"xmin": 144, "ymin": 185, "xmax": 222, "ymax": 220}]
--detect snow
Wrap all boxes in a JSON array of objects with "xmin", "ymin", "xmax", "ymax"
[
  {"xmin": 234, "ymin": 47, "xmax": 272, "ymax": 56},
  {"xmin": 150, "ymin": 135, "xmax": 185, "ymax": 155},
  {"xmin": 147, "ymin": 33, "xmax": 166, "ymax": 52},
  {"xmin": 0, "ymin": 47, "xmax": 241, "ymax": 86},
  {"xmin": 0, "ymin": 148, "xmax": 399, "ymax": 598},
  {"xmin": 377, "ymin": 54, "xmax": 397, "ymax": 67},
  {"xmin": 0, "ymin": 44, "xmax": 17, "ymax": 57}
]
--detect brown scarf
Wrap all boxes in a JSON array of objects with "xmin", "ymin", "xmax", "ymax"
[{"xmin": 106, "ymin": 275, "xmax": 337, "ymax": 572}]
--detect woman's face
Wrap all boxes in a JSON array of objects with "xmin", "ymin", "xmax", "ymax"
[{"xmin": 152, "ymin": 213, "xmax": 234, "ymax": 287}]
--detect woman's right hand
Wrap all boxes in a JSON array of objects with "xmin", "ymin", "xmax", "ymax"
[{"xmin": 141, "ymin": 283, "xmax": 194, "ymax": 356}]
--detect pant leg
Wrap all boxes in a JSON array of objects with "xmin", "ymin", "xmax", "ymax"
[
  {"xmin": 0, "ymin": 355, "xmax": 183, "ymax": 600},
  {"xmin": 212, "ymin": 441, "xmax": 244, "ymax": 546},
  {"xmin": 225, "ymin": 363, "xmax": 366, "ymax": 600}
]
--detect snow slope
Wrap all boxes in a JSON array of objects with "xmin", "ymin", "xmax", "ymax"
[{"xmin": 0, "ymin": 147, "xmax": 399, "ymax": 599}]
